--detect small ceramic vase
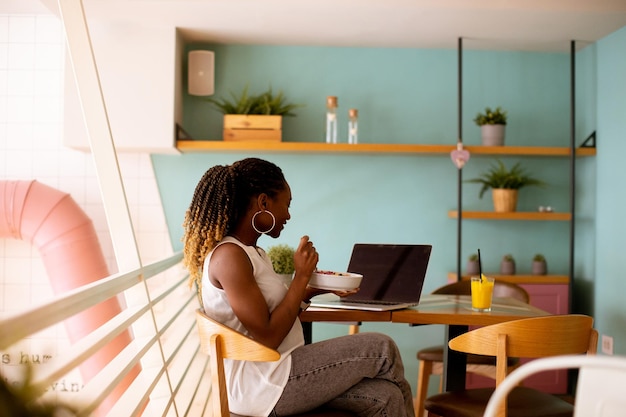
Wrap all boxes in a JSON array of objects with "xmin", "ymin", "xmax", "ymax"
[
  {"xmin": 466, "ymin": 260, "xmax": 480, "ymax": 276},
  {"xmin": 532, "ymin": 260, "xmax": 547, "ymax": 275},
  {"xmin": 500, "ymin": 258, "xmax": 516, "ymax": 275},
  {"xmin": 481, "ymin": 124, "xmax": 505, "ymax": 146}
]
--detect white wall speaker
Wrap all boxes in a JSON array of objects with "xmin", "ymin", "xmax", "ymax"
[{"xmin": 188, "ymin": 50, "xmax": 215, "ymax": 96}]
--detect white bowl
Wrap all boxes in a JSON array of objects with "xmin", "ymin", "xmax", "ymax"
[{"xmin": 309, "ymin": 270, "xmax": 363, "ymax": 291}]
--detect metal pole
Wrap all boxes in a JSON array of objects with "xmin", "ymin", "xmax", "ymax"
[
  {"xmin": 569, "ymin": 40, "xmax": 576, "ymax": 313},
  {"xmin": 456, "ymin": 37, "xmax": 463, "ymax": 281},
  {"xmin": 444, "ymin": 37, "xmax": 467, "ymax": 393}
]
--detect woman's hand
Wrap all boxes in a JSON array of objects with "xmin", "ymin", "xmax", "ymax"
[
  {"xmin": 332, "ymin": 288, "xmax": 360, "ymax": 297},
  {"xmin": 303, "ymin": 286, "xmax": 359, "ymax": 302},
  {"xmin": 292, "ymin": 235, "xmax": 318, "ymax": 285}
]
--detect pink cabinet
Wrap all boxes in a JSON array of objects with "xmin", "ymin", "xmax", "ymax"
[{"xmin": 465, "ymin": 281, "xmax": 570, "ymax": 393}]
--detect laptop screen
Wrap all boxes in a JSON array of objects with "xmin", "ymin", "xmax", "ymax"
[{"xmin": 344, "ymin": 244, "xmax": 432, "ymax": 303}]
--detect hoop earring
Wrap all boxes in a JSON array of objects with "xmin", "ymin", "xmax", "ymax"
[{"xmin": 252, "ymin": 210, "xmax": 276, "ymax": 234}]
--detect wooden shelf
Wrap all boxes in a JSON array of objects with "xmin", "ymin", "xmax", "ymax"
[
  {"xmin": 177, "ymin": 141, "xmax": 453, "ymax": 154},
  {"xmin": 462, "ymin": 146, "xmax": 595, "ymax": 157},
  {"xmin": 448, "ymin": 211, "xmax": 572, "ymax": 221},
  {"xmin": 176, "ymin": 140, "xmax": 596, "ymax": 156},
  {"xmin": 448, "ymin": 273, "xmax": 570, "ymax": 284}
]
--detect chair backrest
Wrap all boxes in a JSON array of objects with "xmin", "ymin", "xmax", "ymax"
[
  {"xmin": 483, "ymin": 355, "xmax": 626, "ymax": 417},
  {"xmin": 196, "ymin": 309, "xmax": 280, "ymax": 417},
  {"xmin": 433, "ymin": 280, "xmax": 530, "ymax": 303},
  {"xmin": 449, "ymin": 314, "xmax": 598, "ymax": 417}
]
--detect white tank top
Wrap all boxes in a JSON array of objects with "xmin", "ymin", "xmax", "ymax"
[{"xmin": 201, "ymin": 237, "xmax": 304, "ymax": 416}]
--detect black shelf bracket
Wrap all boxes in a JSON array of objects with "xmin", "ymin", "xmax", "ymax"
[
  {"xmin": 580, "ymin": 131, "xmax": 596, "ymax": 148},
  {"xmin": 176, "ymin": 123, "xmax": 193, "ymax": 141}
]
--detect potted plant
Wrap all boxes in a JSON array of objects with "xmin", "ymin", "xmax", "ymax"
[
  {"xmin": 474, "ymin": 106, "xmax": 508, "ymax": 146},
  {"xmin": 500, "ymin": 254, "xmax": 516, "ymax": 275},
  {"xmin": 532, "ymin": 253, "xmax": 547, "ymax": 275},
  {"xmin": 206, "ymin": 86, "xmax": 302, "ymax": 142},
  {"xmin": 466, "ymin": 253, "xmax": 480, "ymax": 275},
  {"xmin": 466, "ymin": 159, "xmax": 546, "ymax": 212},
  {"xmin": 267, "ymin": 244, "xmax": 295, "ymax": 286},
  {"xmin": 1, "ymin": 365, "xmax": 77, "ymax": 416}
]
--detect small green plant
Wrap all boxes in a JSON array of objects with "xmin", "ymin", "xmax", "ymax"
[
  {"xmin": 474, "ymin": 106, "xmax": 508, "ymax": 126},
  {"xmin": 503, "ymin": 254, "xmax": 515, "ymax": 262},
  {"xmin": 1, "ymin": 365, "xmax": 77, "ymax": 416},
  {"xmin": 466, "ymin": 159, "xmax": 546, "ymax": 198},
  {"xmin": 533, "ymin": 253, "xmax": 546, "ymax": 262},
  {"xmin": 267, "ymin": 244, "xmax": 295, "ymax": 274},
  {"xmin": 205, "ymin": 85, "xmax": 303, "ymax": 116},
  {"xmin": 468, "ymin": 253, "xmax": 479, "ymax": 261}
]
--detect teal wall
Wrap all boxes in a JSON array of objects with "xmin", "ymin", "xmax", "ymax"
[
  {"xmin": 182, "ymin": 45, "xmax": 575, "ymax": 147},
  {"xmin": 152, "ymin": 42, "xmax": 602, "ymax": 394},
  {"xmin": 596, "ymin": 26, "xmax": 626, "ymax": 355}
]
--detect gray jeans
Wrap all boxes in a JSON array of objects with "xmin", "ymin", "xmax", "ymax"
[{"xmin": 271, "ymin": 332, "xmax": 415, "ymax": 417}]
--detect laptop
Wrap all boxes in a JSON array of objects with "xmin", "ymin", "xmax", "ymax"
[{"xmin": 310, "ymin": 243, "xmax": 432, "ymax": 311}]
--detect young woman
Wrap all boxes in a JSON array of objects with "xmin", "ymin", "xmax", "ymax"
[{"xmin": 183, "ymin": 157, "xmax": 415, "ymax": 417}]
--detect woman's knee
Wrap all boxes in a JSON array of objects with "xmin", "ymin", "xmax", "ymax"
[
  {"xmin": 355, "ymin": 332, "xmax": 401, "ymax": 356},
  {"xmin": 333, "ymin": 378, "xmax": 408, "ymax": 417},
  {"xmin": 354, "ymin": 331, "xmax": 395, "ymax": 345}
]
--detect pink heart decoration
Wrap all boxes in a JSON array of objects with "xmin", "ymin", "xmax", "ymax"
[{"xmin": 450, "ymin": 147, "xmax": 470, "ymax": 169}]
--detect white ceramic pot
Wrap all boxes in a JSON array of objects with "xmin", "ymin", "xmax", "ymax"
[
  {"xmin": 481, "ymin": 124, "xmax": 506, "ymax": 146},
  {"xmin": 278, "ymin": 273, "xmax": 293, "ymax": 287}
]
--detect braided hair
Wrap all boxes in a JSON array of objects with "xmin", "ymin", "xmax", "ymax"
[{"xmin": 182, "ymin": 158, "xmax": 287, "ymax": 294}]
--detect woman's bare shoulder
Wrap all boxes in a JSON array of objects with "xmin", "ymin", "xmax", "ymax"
[{"xmin": 211, "ymin": 241, "xmax": 253, "ymax": 274}]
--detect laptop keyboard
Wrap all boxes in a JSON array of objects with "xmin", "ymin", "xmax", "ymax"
[{"xmin": 343, "ymin": 299, "xmax": 409, "ymax": 306}]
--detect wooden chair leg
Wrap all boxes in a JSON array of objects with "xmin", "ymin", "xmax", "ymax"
[
  {"xmin": 348, "ymin": 324, "xmax": 360, "ymax": 335},
  {"xmin": 415, "ymin": 359, "xmax": 433, "ymax": 417},
  {"xmin": 437, "ymin": 371, "xmax": 443, "ymax": 393}
]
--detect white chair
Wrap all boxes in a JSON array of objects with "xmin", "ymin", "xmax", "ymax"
[{"xmin": 483, "ymin": 355, "xmax": 626, "ymax": 417}]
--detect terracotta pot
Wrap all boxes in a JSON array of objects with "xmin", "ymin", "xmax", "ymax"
[
  {"xmin": 492, "ymin": 189, "xmax": 518, "ymax": 212},
  {"xmin": 481, "ymin": 124, "xmax": 505, "ymax": 146}
]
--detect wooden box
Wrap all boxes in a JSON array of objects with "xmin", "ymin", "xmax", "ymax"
[{"xmin": 223, "ymin": 115, "xmax": 282, "ymax": 142}]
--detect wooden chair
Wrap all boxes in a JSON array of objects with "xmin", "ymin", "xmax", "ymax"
[
  {"xmin": 415, "ymin": 281, "xmax": 530, "ymax": 416},
  {"xmin": 424, "ymin": 314, "xmax": 599, "ymax": 417},
  {"xmin": 483, "ymin": 354, "xmax": 626, "ymax": 417},
  {"xmin": 195, "ymin": 309, "xmax": 357, "ymax": 417}
]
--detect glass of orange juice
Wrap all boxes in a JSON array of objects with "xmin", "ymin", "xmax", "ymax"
[{"xmin": 471, "ymin": 275, "xmax": 495, "ymax": 312}]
